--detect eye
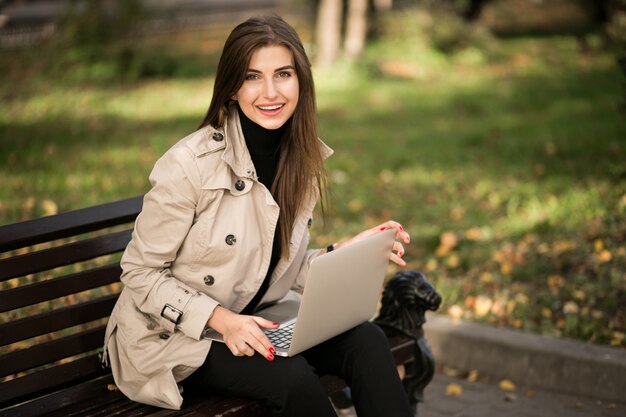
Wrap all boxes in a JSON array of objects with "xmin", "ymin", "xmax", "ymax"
[
  {"xmin": 277, "ymin": 71, "xmax": 292, "ymax": 78},
  {"xmin": 245, "ymin": 73, "xmax": 259, "ymax": 81}
]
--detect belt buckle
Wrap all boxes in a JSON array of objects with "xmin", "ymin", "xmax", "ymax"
[{"xmin": 161, "ymin": 304, "xmax": 183, "ymax": 325}]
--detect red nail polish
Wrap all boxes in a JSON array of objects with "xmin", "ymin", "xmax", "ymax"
[
  {"xmin": 267, "ymin": 354, "xmax": 274, "ymax": 361},
  {"xmin": 269, "ymin": 347, "xmax": 275, "ymax": 355},
  {"xmin": 380, "ymin": 227, "xmax": 386, "ymax": 231},
  {"xmin": 273, "ymin": 322, "xmax": 280, "ymax": 327},
  {"xmin": 399, "ymin": 225, "xmax": 404, "ymax": 231}
]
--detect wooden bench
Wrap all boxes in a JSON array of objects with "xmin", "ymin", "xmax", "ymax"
[{"xmin": 0, "ymin": 196, "xmax": 441, "ymax": 417}]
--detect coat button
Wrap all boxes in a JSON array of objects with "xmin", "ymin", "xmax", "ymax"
[
  {"xmin": 225, "ymin": 234, "xmax": 236, "ymax": 245},
  {"xmin": 204, "ymin": 275, "xmax": 215, "ymax": 286},
  {"xmin": 307, "ymin": 218, "xmax": 312, "ymax": 228},
  {"xmin": 212, "ymin": 132, "xmax": 224, "ymax": 142},
  {"xmin": 159, "ymin": 332, "xmax": 170, "ymax": 340},
  {"xmin": 235, "ymin": 179, "xmax": 245, "ymax": 191}
]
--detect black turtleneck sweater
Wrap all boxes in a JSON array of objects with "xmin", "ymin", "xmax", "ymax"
[{"xmin": 239, "ymin": 106, "xmax": 286, "ymax": 314}]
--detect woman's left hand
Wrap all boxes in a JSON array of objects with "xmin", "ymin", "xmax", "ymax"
[{"xmin": 331, "ymin": 220, "xmax": 410, "ymax": 267}]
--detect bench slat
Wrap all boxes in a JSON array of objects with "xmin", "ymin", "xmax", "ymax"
[
  {"xmin": 0, "ymin": 294, "xmax": 118, "ymax": 347},
  {"xmin": 59, "ymin": 394, "xmax": 149, "ymax": 417},
  {"xmin": 0, "ymin": 354, "xmax": 106, "ymax": 407},
  {"xmin": 0, "ymin": 373, "xmax": 266, "ymax": 417},
  {"xmin": 0, "ymin": 196, "xmax": 143, "ymax": 253},
  {"xmin": 0, "ymin": 327, "xmax": 105, "ymax": 378},
  {"xmin": 0, "ymin": 230, "xmax": 132, "ymax": 282},
  {"xmin": 0, "ymin": 264, "xmax": 122, "ymax": 313},
  {"xmin": 0, "ymin": 374, "xmax": 126, "ymax": 417}
]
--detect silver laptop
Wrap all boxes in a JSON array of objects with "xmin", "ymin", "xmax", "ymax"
[{"xmin": 204, "ymin": 228, "xmax": 396, "ymax": 357}]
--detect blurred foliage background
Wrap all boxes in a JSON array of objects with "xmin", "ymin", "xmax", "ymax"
[{"xmin": 0, "ymin": 0, "xmax": 625, "ymax": 348}]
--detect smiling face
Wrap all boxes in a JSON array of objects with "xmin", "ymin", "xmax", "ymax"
[{"xmin": 233, "ymin": 45, "xmax": 299, "ymax": 130}]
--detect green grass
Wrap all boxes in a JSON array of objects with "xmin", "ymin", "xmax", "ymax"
[{"xmin": 1, "ymin": 25, "xmax": 624, "ymax": 347}]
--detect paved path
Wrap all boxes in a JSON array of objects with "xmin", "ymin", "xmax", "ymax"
[{"xmin": 336, "ymin": 370, "xmax": 626, "ymax": 417}]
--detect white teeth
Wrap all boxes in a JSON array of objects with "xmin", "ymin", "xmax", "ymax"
[{"xmin": 258, "ymin": 104, "xmax": 283, "ymax": 111}]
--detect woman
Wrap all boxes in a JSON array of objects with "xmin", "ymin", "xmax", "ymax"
[{"xmin": 102, "ymin": 15, "xmax": 413, "ymax": 417}]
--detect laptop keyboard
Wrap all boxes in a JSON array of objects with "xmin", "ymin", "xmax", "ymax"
[{"xmin": 264, "ymin": 322, "xmax": 296, "ymax": 349}]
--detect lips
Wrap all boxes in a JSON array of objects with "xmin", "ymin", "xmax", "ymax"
[{"xmin": 257, "ymin": 104, "xmax": 284, "ymax": 112}]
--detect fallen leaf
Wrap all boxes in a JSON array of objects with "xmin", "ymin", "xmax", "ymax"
[
  {"xmin": 479, "ymin": 272, "xmax": 493, "ymax": 283},
  {"xmin": 23, "ymin": 197, "xmax": 35, "ymax": 211},
  {"xmin": 467, "ymin": 370, "xmax": 480, "ymax": 382},
  {"xmin": 446, "ymin": 383, "xmax": 463, "ymax": 396},
  {"xmin": 610, "ymin": 331, "xmax": 625, "ymax": 346},
  {"xmin": 450, "ymin": 206, "xmax": 464, "ymax": 221},
  {"xmin": 563, "ymin": 301, "xmax": 579, "ymax": 315},
  {"xmin": 443, "ymin": 367, "xmax": 463, "ymax": 377},
  {"xmin": 499, "ymin": 379, "xmax": 516, "ymax": 391},
  {"xmin": 426, "ymin": 258, "xmax": 438, "ymax": 272},
  {"xmin": 504, "ymin": 393, "xmax": 518, "ymax": 402},
  {"xmin": 448, "ymin": 305, "xmax": 464, "ymax": 320},
  {"xmin": 547, "ymin": 275, "xmax": 564, "ymax": 289},
  {"xmin": 598, "ymin": 250, "xmax": 612, "ymax": 263},
  {"xmin": 500, "ymin": 262, "xmax": 513, "ymax": 275},
  {"xmin": 465, "ymin": 227, "xmax": 482, "ymax": 241},
  {"xmin": 42, "ymin": 199, "xmax": 58, "ymax": 216},
  {"xmin": 474, "ymin": 296, "xmax": 493, "ymax": 318},
  {"xmin": 107, "ymin": 384, "xmax": 119, "ymax": 392},
  {"xmin": 446, "ymin": 254, "xmax": 460, "ymax": 268},
  {"xmin": 515, "ymin": 293, "xmax": 529, "ymax": 304},
  {"xmin": 594, "ymin": 239, "xmax": 604, "ymax": 252},
  {"xmin": 440, "ymin": 231, "xmax": 458, "ymax": 250}
]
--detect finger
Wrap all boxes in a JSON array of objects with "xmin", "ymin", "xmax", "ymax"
[
  {"xmin": 379, "ymin": 221, "xmax": 410, "ymax": 244},
  {"xmin": 389, "ymin": 251, "xmax": 407, "ymax": 267},
  {"xmin": 252, "ymin": 316, "xmax": 280, "ymax": 330},
  {"xmin": 226, "ymin": 341, "xmax": 243, "ymax": 357},
  {"xmin": 234, "ymin": 340, "xmax": 254, "ymax": 356},
  {"xmin": 250, "ymin": 318, "xmax": 278, "ymax": 360},
  {"xmin": 393, "ymin": 241, "xmax": 405, "ymax": 258},
  {"xmin": 247, "ymin": 333, "xmax": 275, "ymax": 361},
  {"xmin": 242, "ymin": 343, "xmax": 255, "ymax": 357}
]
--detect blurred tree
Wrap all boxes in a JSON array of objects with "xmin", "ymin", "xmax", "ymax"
[
  {"xmin": 344, "ymin": 0, "xmax": 368, "ymax": 60},
  {"xmin": 373, "ymin": 0, "xmax": 393, "ymax": 11},
  {"xmin": 315, "ymin": 0, "xmax": 377, "ymax": 66},
  {"xmin": 315, "ymin": 0, "xmax": 343, "ymax": 66}
]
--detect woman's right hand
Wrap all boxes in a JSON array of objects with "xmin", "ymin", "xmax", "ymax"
[{"xmin": 207, "ymin": 306, "xmax": 279, "ymax": 361}]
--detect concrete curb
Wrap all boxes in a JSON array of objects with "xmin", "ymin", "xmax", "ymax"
[{"xmin": 423, "ymin": 314, "xmax": 626, "ymax": 403}]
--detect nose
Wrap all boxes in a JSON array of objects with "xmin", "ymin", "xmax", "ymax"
[{"xmin": 263, "ymin": 79, "xmax": 278, "ymax": 99}]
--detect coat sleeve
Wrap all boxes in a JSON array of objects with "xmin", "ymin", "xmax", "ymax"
[
  {"xmin": 120, "ymin": 145, "xmax": 218, "ymax": 341},
  {"xmin": 291, "ymin": 248, "xmax": 323, "ymax": 291}
]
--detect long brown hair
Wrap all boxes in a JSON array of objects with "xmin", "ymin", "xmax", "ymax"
[{"xmin": 199, "ymin": 15, "xmax": 328, "ymax": 258}]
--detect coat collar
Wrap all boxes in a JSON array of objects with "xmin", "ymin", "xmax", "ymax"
[
  {"xmin": 189, "ymin": 104, "xmax": 334, "ymax": 180},
  {"xmin": 222, "ymin": 105, "xmax": 257, "ymax": 180},
  {"xmin": 221, "ymin": 104, "xmax": 334, "ymax": 178}
]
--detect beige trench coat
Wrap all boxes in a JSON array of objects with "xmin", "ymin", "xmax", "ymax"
[{"xmin": 102, "ymin": 107, "xmax": 333, "ymax": 409}]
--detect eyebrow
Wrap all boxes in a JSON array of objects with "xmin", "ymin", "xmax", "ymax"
[{"xmin": 247, "ymin": 65, "xmax": 296, "ymax": 73}]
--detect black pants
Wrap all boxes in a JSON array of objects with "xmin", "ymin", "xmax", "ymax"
[{"xmin": 183, "ymin": 322, "xmax": 414, "ymax": 417}]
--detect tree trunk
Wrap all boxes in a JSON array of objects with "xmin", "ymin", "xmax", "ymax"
[
  {"xmin": 344, "ymin": 0, "xmax": 368, "ymax": 60},
  {"xmin": 315, "ymin": 0, "xmax": 343, "ymax": 67},
  {"xmin": 373, "ymin": 0, "xmax": 393, "ymax": 11}
]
